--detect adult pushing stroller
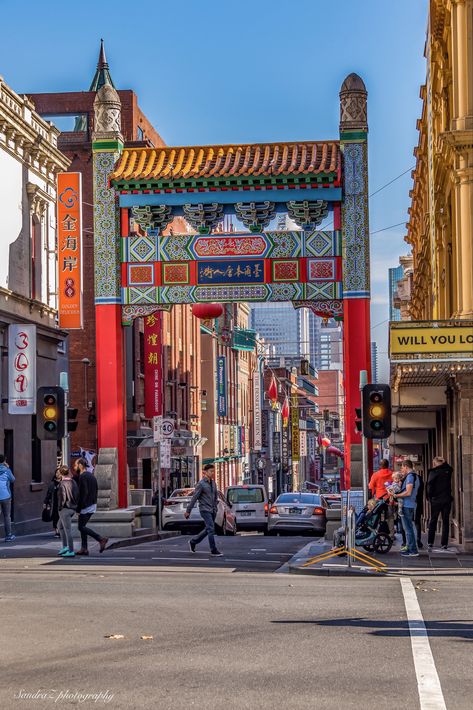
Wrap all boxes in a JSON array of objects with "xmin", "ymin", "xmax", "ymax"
[{"xmin": 355, "ymin": 499, "xmax": 393, "ymax": 554}]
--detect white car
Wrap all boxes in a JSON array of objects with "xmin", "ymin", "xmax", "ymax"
[
  {"xmin": 162, "ymin": 488, "xmax": 237, "ymax": 535},
  {"xmin": 225, "ymin": 485, "xmax": 269, "ymax": 532}
]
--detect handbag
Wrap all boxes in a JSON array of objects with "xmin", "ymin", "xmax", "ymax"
[{"xmin": 42, "ymin": 506, "xmax": 52, "ymax": 523}]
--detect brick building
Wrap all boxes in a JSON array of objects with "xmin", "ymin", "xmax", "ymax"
[{"xmin": 28, "ymin": 43, "xmax": 202, "ymax": 492}]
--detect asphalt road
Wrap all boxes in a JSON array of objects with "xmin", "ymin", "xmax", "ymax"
[
  {"xmin": 0, "ymin": 532, "xmax": 316, "ymax": 572},
  {"xmin": 1, "ymin": 560, "xmax": 472, "ymax": 710}
]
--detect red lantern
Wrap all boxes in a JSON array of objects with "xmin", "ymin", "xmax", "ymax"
[
  {"xmin": 267, "ymin": 374, "xmax": 278, "ymax": 406},
  {"xmin": 321, "ymin": 436, "xmax": 331, "ymax": 447},
  {"xmin": 191, "ymin": 303, "xmax": 224, "ymax": 319},
  {"xmin": 281, "ymin": 397, "xmax": 290, "ymax": 427}
]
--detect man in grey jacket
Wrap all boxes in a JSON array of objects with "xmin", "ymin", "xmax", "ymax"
[{"xmin": 184, "ymin": 464, "xmax": 222, "ymax": 556}]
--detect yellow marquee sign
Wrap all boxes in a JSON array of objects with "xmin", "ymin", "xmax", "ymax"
[{"xmin": 390, "ymin": 324, "xmax": 473, "ymax": 357}]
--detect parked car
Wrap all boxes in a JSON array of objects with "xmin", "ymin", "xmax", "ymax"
[
  {"xmin": 225, "ymin": 485, "xmax": 269, "ymax": 532},
  {"xmin": 162, "ymin": 487, "xmax": 237, "ymax": 535},
  {"xmin": 268, "ymin": 492, "xmax": 327, "ymax": 536},
  {"xmin": 321, "ymin": 493, "xmax": 342, "ymax": 509}
]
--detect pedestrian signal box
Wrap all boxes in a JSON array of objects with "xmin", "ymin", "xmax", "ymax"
[
  {"xmin": 37, "ymin": 386, "xmax": 65, "ymax": 440},
  {"xmin": 362, "ymin": 384, "xmax": 391, "ymax": 439},
  {"xmin": 67, "ymin": 407, "xmax": 79, "ymax": 433}
]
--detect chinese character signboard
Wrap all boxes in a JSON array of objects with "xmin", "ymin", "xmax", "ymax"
[
  {"xmin": 8, "ymin": 324, "xmax": 36, "ymax": 414},
  {"xmin": 57, "ymin": 173, "xmax": 83, "ymax": 329},
  {"xmin": 217, "ymin": 356, "xmax": 227, "ymax": 416},
  {"xmin": 281, "ymin": 426, "xmax": 289, "ymax": 472},
  {"xmin": 291, "ymin": 392, "xmax": 300, "ymax": 461},
  {"xmin": 197, "ymin": 260, "xmax": 265, "ymax": 285},
  {"xmin": 253, "ymin": 371, "xmax": 262, "ymax": 450},
  {"xmin": 300, "ymin": 430, "xmax": 307, "ymax": 457},
  {"xmin": 144, "ymin": 313, "xmax": 163, "ymax": 418}
]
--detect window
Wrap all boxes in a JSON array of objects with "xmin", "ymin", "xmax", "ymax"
[
  {"xmin": 227, "ymin": 487, "xmax": 264, "ymax": 504},
  {"xmin": 31, "ymin": 416, "xmax": 42, "ymax": 483},
  {"xmin": 276, "ymin": 493, "xmax": 321, "ymax": 505},
  {"xmin": 137, "ymin": 126, "xmax": 144, "ymax": 140},
  {"xmin": 31, "ymin": 215, "xmax": 42, "ymax": 301}
]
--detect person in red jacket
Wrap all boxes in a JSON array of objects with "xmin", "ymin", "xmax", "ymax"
[{"xmin": 369, "ymin": 459, "xmax": 395, "ymax": 539}]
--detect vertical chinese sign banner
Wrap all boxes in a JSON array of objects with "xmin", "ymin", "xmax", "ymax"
[
  {"xmin": 144, "ymin": 313, "xmax": 163, "ymax": 418},
  {"xmin": 217, "ymin": 356, "xmax": 227, "ymax": 417},
  {"xmin": 253, "ymin": 371, "xmax": 262, "ymax": 450},
  {"xmin": 57, "ymin": 173, "xmax": 83, "ymax": 329},
  {"xmin": 8, "ymin": 325, "xmax": 36, "ymax": 414},
  {"xmin": 291, "ymin": 392, "xmax": 300, "ymax": 461}
]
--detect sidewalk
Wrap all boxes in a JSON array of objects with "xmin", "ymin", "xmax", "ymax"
[
  {"xmin": 287, "ymin": 537, "xmax": 473, "ymax": 577},
  {"xmin": 0, "ymin": 529, "xmax": 179, "ymax": 558}
]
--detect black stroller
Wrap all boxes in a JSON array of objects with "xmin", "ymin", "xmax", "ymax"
[{"xmin": 355, "ymin": 499, "xmax": 393, "ymax": 554}]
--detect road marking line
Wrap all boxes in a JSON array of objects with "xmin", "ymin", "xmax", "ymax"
[
  {"xmin": 151, "ymin": 557, "xmax": 208, "ymax": 561},
  {"xmin": 226, "ymin": 558, "xmax": 274, "ymax": 563},
  {"xmin": 400, "ymin": 578, "xmax": 447, "ymax": 710},
  {"xmin": 251, "ymin": 548, "xmax": 267, "ymax": 551}
]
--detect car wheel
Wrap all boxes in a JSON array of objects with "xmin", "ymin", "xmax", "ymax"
[{"xmin": 216, "ymin": 516, "xmax": 226, "ymax": 536}]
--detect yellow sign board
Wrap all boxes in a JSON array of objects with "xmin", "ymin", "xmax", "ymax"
[{"xmin": 390, "ymin": 325, "xmax": 473, "ymax": 356}]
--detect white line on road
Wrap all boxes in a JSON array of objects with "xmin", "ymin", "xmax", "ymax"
[
  {"xmin": 400, "ymin": 578, "xmax": 447, "ymax": 710},
  {"xmin": 226, "ymin": 558, "xmax": 274, "ymax": 563},
  {"xmin": 151, "ymin": 557, "xmax": 208, "ymax": 561},
  {"xmin": 250, "ymin": 548, "xmax": 267, "ymax": 551}
]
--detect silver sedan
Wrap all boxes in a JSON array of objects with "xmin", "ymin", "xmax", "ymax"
[{"xmin": 268, "ymin": 493, "xmax": 327, "ymax": 535}]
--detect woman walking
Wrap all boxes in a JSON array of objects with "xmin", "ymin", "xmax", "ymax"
[
  {"xmin": 43, "ymin": 468, "xmax": 61, "ymax": 537},
  {"xmin": 57, "ymin": 465, "xmax": 79, "ymax": 558}
]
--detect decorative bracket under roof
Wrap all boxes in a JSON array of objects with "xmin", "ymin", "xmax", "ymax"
[
  {"xmin": 234, "ymin": 202, "xmax": 276, "ymax": 232},
  {"xmin": 131, "ymin": 205, "xmax": 173, "ymax": 234},
  {"xmin": 122, "ymin": 303, "xmax": 172, "ymax": 326},
  {"xmin": 293, "ymin": 299, "xmax": 343, "ymax": 322},
  {"xmin": 286, "ymin": 200, "xmax": 328, "ymax": 229},
  {"xmin": 183, "ymin": 203, "xmax": 223, "ymax": 234}
]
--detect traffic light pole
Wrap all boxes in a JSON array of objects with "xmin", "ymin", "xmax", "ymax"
[
  {"xmin": 359, "ymin": 370, "xmax": 369, "ymax": 506},
  {"xmin": 60, "ymin": 372, "xmax": 70, "ymax": 467}
]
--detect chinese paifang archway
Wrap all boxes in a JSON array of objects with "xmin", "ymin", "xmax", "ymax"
[{"xmin": 92, "ymin": 74, "xmax": 371, "ymax": 506}]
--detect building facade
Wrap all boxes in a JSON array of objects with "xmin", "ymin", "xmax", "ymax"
[
  {"xmin": 0, "ymin": 76, "xmax": 69, "ymax": 533},
  {"xmin": 389, "ymin": 265, "xmax": 403, "ymax": 322},
  {"xmin": 390, "ymin": 0, "xmax": 473, "ymax": 549},
  {"xmin": 250, "ymin": 303, "xmax": 310, "ymax": 362}
]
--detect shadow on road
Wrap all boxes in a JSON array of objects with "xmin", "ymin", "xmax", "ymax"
[{"xmin": 271, "ymin": 617, "xmax": 473, "ymax": 640}]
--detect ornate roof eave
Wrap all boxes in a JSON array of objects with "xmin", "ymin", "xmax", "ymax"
[{"xmin": 110, "ymin": 140, "xmax": 341, "ymax": 193}]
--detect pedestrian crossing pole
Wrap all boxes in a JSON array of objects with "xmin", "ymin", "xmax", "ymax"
[
  {"xmin": 60, "ymin": 372, "xmax": 70, "ymax": 467},
  {"xmin": 359, "ymin": 370, "xmax": 369, "ymax": 506}
]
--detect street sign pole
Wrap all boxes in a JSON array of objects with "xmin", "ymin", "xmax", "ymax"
[
  {"xmin": 153, "ymin": 416, "xmax": 163, "ymax": 531},
  {"xmin": 359, "ymin": 370, "xmax": 369, "ymax": 505}
]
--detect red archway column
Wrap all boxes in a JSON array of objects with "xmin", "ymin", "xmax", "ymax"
[{"xmin": 93, "ymin": 140, "xmax": 127, "ymax": 508}]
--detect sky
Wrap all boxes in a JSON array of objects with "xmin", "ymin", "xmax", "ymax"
[{"xmin": 0, "ymin": 0, "xmax": 428, "ymax": 379}]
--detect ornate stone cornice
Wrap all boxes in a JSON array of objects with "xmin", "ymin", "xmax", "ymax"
[{"xmin": 0, "ymin": 76, "xmax": 69, "ymax": 178}]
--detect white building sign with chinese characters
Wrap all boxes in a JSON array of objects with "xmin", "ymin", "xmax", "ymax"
[{"xmin": 8, "ymin": 324, "xmax": 36, "ymax": 414}]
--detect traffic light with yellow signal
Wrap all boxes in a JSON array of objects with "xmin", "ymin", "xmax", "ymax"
[
  {"xmin": 362, "ymin": 384, "xmax": 392, "ymax": 439},
  {"xmin": 37, "ymin": 387, "xmax": 65, "ymax": 440}
]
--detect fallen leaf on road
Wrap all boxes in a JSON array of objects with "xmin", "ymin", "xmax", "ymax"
[
  {"xmin": 104, "ymin": 634, "xmax": 124, "ymax": 639},
  {"xmin": 140, "ymin": 635, "xmax": 153, "ymax": 640}
]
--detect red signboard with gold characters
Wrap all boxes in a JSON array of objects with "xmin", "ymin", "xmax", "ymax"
[
  {"xmin": 57, "ymin": 173, "xmax": 83, "ymax": 329},
  {"xmin": 144, "ymin": 312, "xmax": 163, "ymax": 418}
]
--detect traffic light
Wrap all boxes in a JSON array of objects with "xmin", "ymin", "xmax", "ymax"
[
  {"xmin": 362, "ymin": 384, "xmax": 392, "ymax": 439},
  {"xmin": 67, "ymin": 407, "xmax": 79, "ymax": 432},
  {"xmin": 37, "ymin": 386, "xmax": 65, "ymax": 440},
  {"xmin": 300, "ymin": 359, "xmax": 309, "ymax": 375},
  {"xmin": 355, "ymin": 408, "xmax": 362, "ymax": 432}
]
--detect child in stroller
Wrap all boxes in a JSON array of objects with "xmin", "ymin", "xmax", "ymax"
[{"xmin": 333, "ymin": 498, "xmax": 393, "ymax": 554}]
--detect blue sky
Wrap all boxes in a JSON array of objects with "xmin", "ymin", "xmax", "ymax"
[{"xmin": 0, "ymin": 0, "xmax": 428, "ymax": 377}]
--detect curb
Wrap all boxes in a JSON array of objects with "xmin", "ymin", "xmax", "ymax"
[{"xmin": 106, "ymin": 530, "xmax": 181, "ymax": 550}]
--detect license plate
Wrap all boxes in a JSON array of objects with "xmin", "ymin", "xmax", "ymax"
[
  {"xmin": 289, "ymin": 508, "xmax": 302, "ymax": 514},
  {"xmin": 239, "ymin": 511, "xmax": 252, "ymax": 517}
]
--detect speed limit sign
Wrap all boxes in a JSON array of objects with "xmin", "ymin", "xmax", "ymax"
[
  {"xmin": 161, "ymin": 418, "xmax": 174, "ymax": 438},
  {"xmin": 153, "ymin": 416, "xmax": 175, "ymax": 442}
]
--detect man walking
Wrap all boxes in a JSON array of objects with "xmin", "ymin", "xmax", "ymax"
[
  {"xmin": 184, "ymin": 464, "xmax": 222, "ymax": 556},
  {"xmin": 426, "ymin": 456, "xmax": 453, "ymax": 550},
  {"xmin": 75, "ymin": 458, "xmax": 108, "ymax": 555},
  {"xmin": 393, "ymin": 460, "xmax": 419, "ymax": 557},
  {"xmin": 0, "ymin": 455, "xmax": 15, "ymax": 542}
]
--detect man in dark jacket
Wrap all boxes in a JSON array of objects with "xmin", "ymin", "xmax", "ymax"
[
  {"xmin": 75, "ymin": 458, "xmax": 108, "ymax": 555},
  {"xmin": 184, "ymin": 464, "xmax": 222, "ymax": 556},
  {"xmin": 426, "ymin": 456, "xmax": 453, "ymax": 550}
]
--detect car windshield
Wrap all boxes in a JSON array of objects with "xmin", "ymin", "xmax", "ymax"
[
  {"xmin": 169, "ymin": 489, "xmax": 194, "ymax": 498},
  {"xmin": 227, "ymin": 487, "xmax": 264, "ymax": 504},
  {"xmin": 276, "ymin": 494, "xmax": 321, "ymax": 505}
]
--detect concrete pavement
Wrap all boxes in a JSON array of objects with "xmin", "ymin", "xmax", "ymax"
[{"xmin": 1, "ymin": 561, "xmax": 472, "ymax": 709}]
